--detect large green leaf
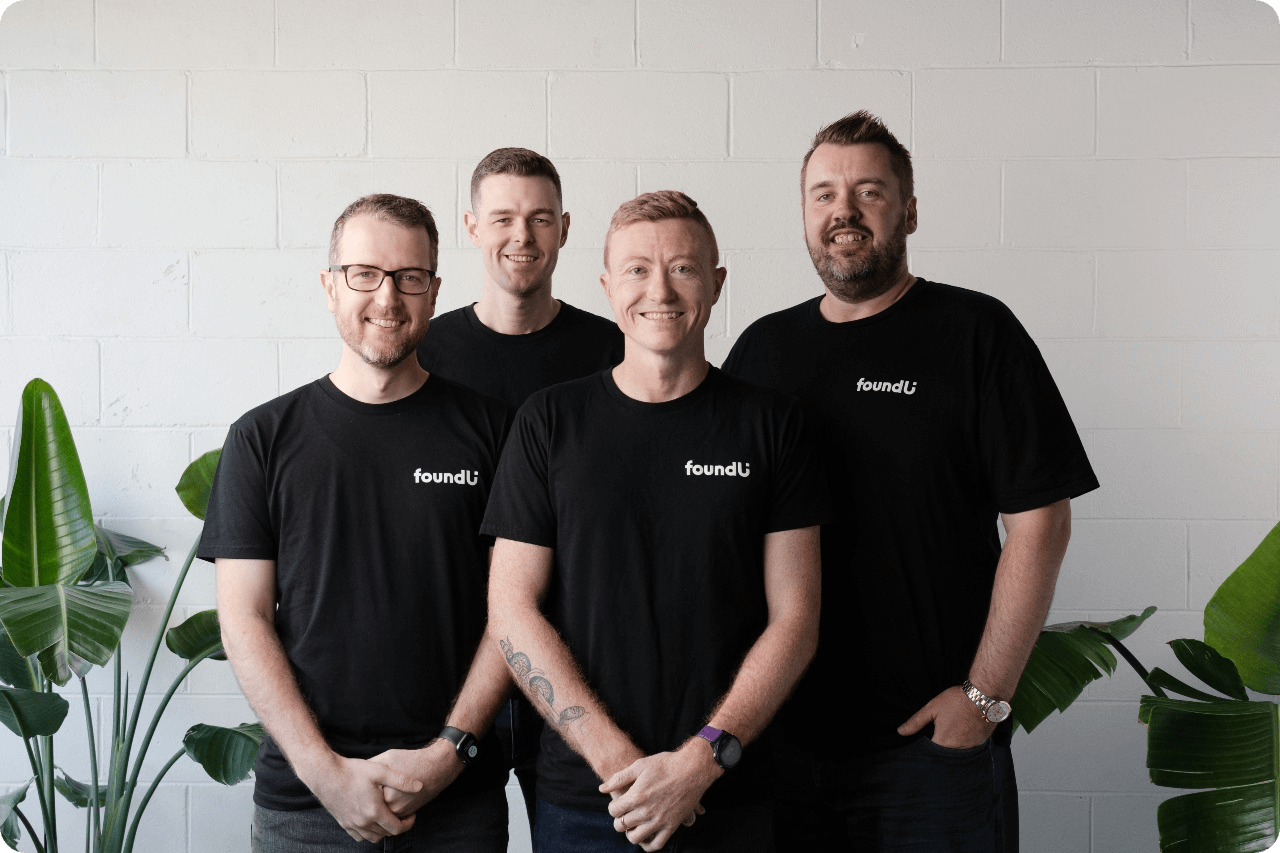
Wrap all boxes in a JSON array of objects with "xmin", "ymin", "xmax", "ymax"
[
  {"xmin": 1, "ymin": 379, "xmax": 97, "ymax": 587},
  {"xmin": 1010, "ymin": 608, "xmax": 1155, "ymax": 733},
  {"xmin": 54, "ymin": 769, "xmax": 107, "ymax": 807},
  {"xmin": 0, "ymin": 780, "xmax": 30, "ymax": 849},
  {"xmin": 78, "ymin": 524, "xmax": 166, "ymax": 585},
  {"xmin": 1171, "ymin": 638, "xmax": 1249, "ymax": 701},
  {"xmin": 1140, "ymin": 696, "xmax": 1278, "ymax": 851},
  {"xmin": 1205, "ymin": 521, "xmax": 1280, "ymax": 695},
  {"xmin": 0, "ymin": 625, "xmax": 32, "ymax": 688},
  {"xmin": 0, "ymin": 582, "xmax": 133, "ymax": 685},
  {"xmin": 166, "ymin": 609, "xmax": 226, "ymax": 662},
  {"xmin": 183, "ymin": 722, "xmax": 264, "ymax": 785},
  {"xmin": 0, "ymin": 685, "xmax": 69, "ymax": 737},
  {"xmin": 176, "ymin": 449, "xmax": 221, "ymax": 520}
]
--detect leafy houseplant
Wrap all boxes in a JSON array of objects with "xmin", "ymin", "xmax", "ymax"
[
  {"xmin": 1011, "ymin": 522, "xmax": 1280, "ymax": 852},
  {"xmin": 0, "ymin": 378, "xmax": 262, "ymax": 853}
]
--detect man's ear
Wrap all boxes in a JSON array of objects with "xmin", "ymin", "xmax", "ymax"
[
  {"xmin": 559, "ymin": 211, "xmax": 571, "ymax": 248},
  {"xmin": 711, "ymin": 265, "xmax": 727, "ymax": 304},
  {"xmin": 464, "ymin": 210, "xmax": 482, "ymax": 248},
  {"xmin": 321, "ymin": 269, "xmax": 338, "ymax": 314},
  {"xmin": 905, "ymin": 196, "xmax": 918, "ymax": 235}
]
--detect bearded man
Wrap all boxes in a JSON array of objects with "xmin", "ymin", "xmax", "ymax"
[
  {"xmin": 203, "ymin": 194, "xmax": 513, "ymax": 852},
  {"xmin": 723, "ymin": 112, "xmax": 1099, "ymax": 853}
]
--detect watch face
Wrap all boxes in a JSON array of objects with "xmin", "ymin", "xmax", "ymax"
[
  {"xmin": 718, "ymin": 736, "xmax": 743, "ymax": 769},
  {"xmin": 986, "ymin": 701, "xmax": 1011, "ymax": 723},
  {"xmin": 466, "ymin": 744, "xmax": 479, "ymax": 759}
]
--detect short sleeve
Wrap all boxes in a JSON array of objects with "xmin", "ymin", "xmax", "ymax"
[
  {"xmin": 763, "ymin": 400, "xmax": 832, "ymax": 534},
  {"xmin": 480, "ymin": 400, "xmax": 557, "ymax": 548},
  {"xmin": 980, "ymin": 332, "xmax": 1099, "ymax": 514},
  {"xmin": 196, "ymin": 423, "xmax": 278, "ymax": 562}
]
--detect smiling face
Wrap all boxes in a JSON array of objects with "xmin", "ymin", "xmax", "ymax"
[
  {"xmin": 802, "ymin": 142, "xmax": 917, "ymax": 304},
  {"xmin": 601, "ymin": 218, "xmax": 725, "ymax": 362},
  {"xmin": 466, "ymin": 174, "xmax": 569, "ymax": 299},
  {"xmin": 322, "ymin": 213, "xmax": 439, "ymax": 368}
]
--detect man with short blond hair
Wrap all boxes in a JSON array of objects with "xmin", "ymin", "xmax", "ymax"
[
  {"xmin": 725, "ymin": 111, "xmax": 1099, "ymax": 852},
  {"xmin": 204, "ymin": 194, "xmax": 513, "ymax": 852},
  {"xmin": 485, "ymin": 190, "xmax": 828, "ymax": 852}
]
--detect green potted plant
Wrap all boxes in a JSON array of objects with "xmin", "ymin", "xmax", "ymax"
[{"xmin": 0, "ymin": 378, "xmax": 261, "ymax": 853}]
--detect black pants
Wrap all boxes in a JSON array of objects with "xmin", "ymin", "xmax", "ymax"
[{"xmin": 772, "ymin": 729, "xmax": 1018, "ymax": 853}]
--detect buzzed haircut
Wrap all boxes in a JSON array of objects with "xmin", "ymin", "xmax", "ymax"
[
  {"xmin": 470, "ymin": 147, "xmax": 563, "ymax": 209},
  {"xmin": 329, "ymin": 193, "xmax": 439, "ymax": 265},
  {"xmin": 802, "ymin": 110, "xmax": 914, "ymax": 201},
  {"xmin": 603, "ymin": 190, "xmax": 719, "ymax": 269}
]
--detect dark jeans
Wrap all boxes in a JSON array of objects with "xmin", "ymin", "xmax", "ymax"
[
  {"xmin": 251, "ymin": 787, "xmax": 508, "ymax": 853},
  {"xmin": 496, "ymin": 693, "xmax": 543, "ymax": 828},
  {"xmin": 534, "ymin": 797, "xmax": 775, "ymax": 853},
  {"xmin": 772, "ymin": 729, "xmax": 1018, "ymax": 853}
]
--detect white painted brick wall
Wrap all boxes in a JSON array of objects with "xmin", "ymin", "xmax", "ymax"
[{"xmin": 1, "ymin": 1, "xmax": 1278, "ymax": 851}]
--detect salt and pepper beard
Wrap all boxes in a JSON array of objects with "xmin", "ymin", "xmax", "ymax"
[
  {"xmin": 807, "ymin": 213, "xmax": 911, "ymax": 305},
  {"xmin": 335, "ymin": 310, "xmax": 428, "ymax": 368}
]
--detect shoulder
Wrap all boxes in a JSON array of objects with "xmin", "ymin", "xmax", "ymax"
[
  {"xmin": 427, "ymin": 304, "xmax": 471, "ymax": 331},
  {"xmin": 709, "ymin": 368, "xmax": 803, "ymax": 418},
  {"xmin": 557, "ymin": 302, "xmax": 623, "ymax": 337},
  {"xmin": 226, "ymin": 382, "xmax": 317, "ymax": 439},
  {"xmin": 912, "ymin": 280, "xmax": 1023, "ymax": 330},
  {"xmin": 735, "ymin": 298, "xmax": 818, "ymax": 345},
  {"xmin": 425, "ymin": 374, "xmax": 515, "ymax": 429}
]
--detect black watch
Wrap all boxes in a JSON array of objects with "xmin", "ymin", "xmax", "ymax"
[
  {"xmin": 696, "ymin": 725, "xmax": 742, "ymax": 770},
  {"xmin": 438, "ymin": 725, "xmax": 480, "ymax": 765}
]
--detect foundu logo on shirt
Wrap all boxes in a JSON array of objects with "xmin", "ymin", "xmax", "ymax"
[
  {"xmin": 413, "ymin": 468, "xmax": 480, "ymax": 486},
  {"xmin": 685, "ymin": 460, "xmax": 751, "ymax": 477},
  {"xmin": 856, "ymin": 377, "xmax": 918, "ymax": 395}
]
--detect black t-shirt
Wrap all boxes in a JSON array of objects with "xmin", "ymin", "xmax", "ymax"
[
  {"xmin": 722, "ymin": 280, "xmax": 1099, "ymax": 755},
  {"xmin": 198, "ymin": 375, "xmax": 514, "ymax": 810},
  {"xmin": 480, "ymin": 367, "xmax": 830, "ymax": 811},
  {"xmin": 418, "ymin": 301, "xmax": 625, "ymax": 410}
]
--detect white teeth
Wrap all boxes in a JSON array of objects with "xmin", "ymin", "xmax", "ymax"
[
  {"xmin": 506, "ymin": 255, "xmax": 537, "ymax": 262},
  {"xmin": 642, "ymin": 312, "xmax": 681, "ymax": 320},
  {"xmin": 367, "ymin": 318, "xmax": 402, "ymax": 328},
  {"xmin": 832, "ymin": 233, "xmax": 866, "ymax": 244}
]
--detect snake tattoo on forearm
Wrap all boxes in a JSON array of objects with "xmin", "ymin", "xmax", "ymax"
[{"xmin": 500, "ymin": 637, "xmax": 589, "ymax": 729}]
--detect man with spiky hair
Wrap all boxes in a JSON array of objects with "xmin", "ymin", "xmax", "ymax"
[
  {"xmin": 416, "ymin": 148, "xmax": 623, "ymax": 829},
  {"xmin": 204, "ymin": 194, "xmax": 513, "ymax": 852},
  {"xmin": 485, "ymin": 191, "xmax": 827, "ymax": 852},
  {"xmin": 723, "ymin": 111, "xmax": 1099, "ymax": 851}
]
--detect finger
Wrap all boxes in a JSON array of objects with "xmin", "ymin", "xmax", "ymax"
[
  {"xmin": 897, "ymin": 703, "xmax": 934, "ymax": 736},
  {"xmin": 640, "ymin": 824, "xmax": 675, "ymax": 852},
  {"xmin": 695, "ymin": 803, "xmax": 706, "ymax": 815},
  {"xmin": 375, "ymin": 809, "xmax": 414, "ymax": 838},
  {"xmin": 369, "ymin": 765, "xmax": 423, "ymax": 794},
  {"xmin": 600, "ymin": 763, "xmax": 641, "ymax": 794}
]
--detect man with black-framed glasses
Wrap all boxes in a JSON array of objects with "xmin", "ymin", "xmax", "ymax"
[{"xmin": 201, "ymin": 193, "xmax": 514, "ymax": 852}]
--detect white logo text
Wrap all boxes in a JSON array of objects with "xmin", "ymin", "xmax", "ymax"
[
  {"xmin": 856, "ymin": 377, "xmax": 917, "ymax": 395},
  {"xmin": 685, "ymin": 460, "xmax": 751, "ymax": 477},
  {"xmin": 413, "ymin": 468, "xmax": 480, "ymax": 486}
]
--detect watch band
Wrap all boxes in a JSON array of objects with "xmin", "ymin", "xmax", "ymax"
[
  {"xmin": 438, "ymin": 725, "xmax": 480, "ymax": 765},
  {"xmin": 961, "ymin": 679, "xmax": 1012, "ymax": 723}
]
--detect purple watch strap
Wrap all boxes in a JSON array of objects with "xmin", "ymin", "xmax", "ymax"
[{"xmin": 698, "ymin": 725, "xmax": 722, "ymax": 741}]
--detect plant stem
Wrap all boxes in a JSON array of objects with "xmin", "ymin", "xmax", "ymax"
[
  {"xmin": 124, "ymin": 650, "xmax": 215, "ymax": 796},
  {"xmin": 1090, "ymin": 627, "xmax": 1168, "ymax": 699},
  {"xmin": 120, "ymin": 748, "xmax": 183, "ymax": 853},
  {"xmin": 24, "ymin": 738, "xmax": 52, "ymax": 853},
  {"xmin": 115, "ymin": 535, "xmax": 200, "ymax": 836},
  {"xmin": 14, "ymin": 805, "xmax": 46, "ymax": 853},
  {"xmin": 41, "ymin": 725, "xmax": 57, "ymax": 853},
  {"xmin": 79, "ymin": 677, "xmax": 101, "ymax": 850}
]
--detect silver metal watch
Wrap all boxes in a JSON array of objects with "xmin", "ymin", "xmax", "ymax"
[{"xmin": 961, "ymin": 679, "xmax": 1011, "ymax": 723}]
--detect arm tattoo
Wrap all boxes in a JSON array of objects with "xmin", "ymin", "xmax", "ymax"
[{"xmin": 500, "ymin": 636, "xmax": 589, "ymax": 733}]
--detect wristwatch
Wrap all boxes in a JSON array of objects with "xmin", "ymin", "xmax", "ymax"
[
  {"xmin": 962, "ymin": 679, "xmax": 1012, "ymax": 723},
  {"xmin": 438, "ymin": 725, "xmax": 480, "ymax": 765},
  {"xmin": 696, "ymin": 726, "xmax": 743, "ymax": 770}
]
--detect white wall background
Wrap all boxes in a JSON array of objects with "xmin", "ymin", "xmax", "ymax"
[{"xmin": 1, "ymin": 0, "xmax": 1278, "ymax": 850}]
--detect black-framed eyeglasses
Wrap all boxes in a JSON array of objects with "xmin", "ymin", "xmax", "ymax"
[{"xmin": 330, "ymin": 264, "xmax": 436, "ymax": 295}]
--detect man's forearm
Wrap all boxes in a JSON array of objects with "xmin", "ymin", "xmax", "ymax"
[
  {"xmin": 488, "ymin": 539, "xmax": 641, "ymax": 781},
  {"xmin": 704, "ymin": 525, "xmax": 821, "ymax": 745},
  {"xmin": 443, "ymin": 637, "xmax": 510, "ymax": 736},
  {"xmin": 969, "ymin": 499, "xmax": 1073, "ymax": 698},
  {"xmin": 221, "ymin": 610, "xmax": 337, "ymax": 780}
]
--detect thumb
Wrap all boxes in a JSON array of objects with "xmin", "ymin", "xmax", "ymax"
[
  {"xmin": 898, "ymin": 702, "xmax": 935, "ymax": 737},
  {"xmin": 599, "ymin": 762, "xmax": 641, "ymax": 795},
  {"xmin": 370, "ymin": 765, "xmax": 423, "ymax": 794}
]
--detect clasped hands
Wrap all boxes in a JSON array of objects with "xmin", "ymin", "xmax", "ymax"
[
  {"xmin": 306, "ymin": 739, "xmax": 463, "ymax": 844},
  {"xmin": 600, "ymin": 739, "xmax": 719, "ymax": 852}
]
